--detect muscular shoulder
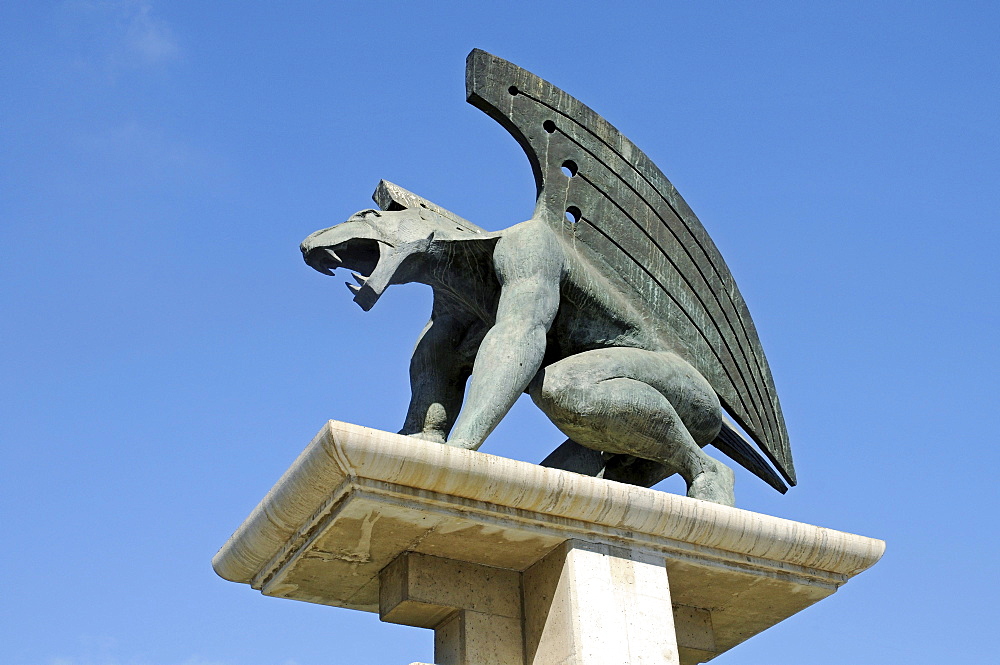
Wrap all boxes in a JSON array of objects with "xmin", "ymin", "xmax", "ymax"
[{"xmin": 493, "ymin": 219, "xmax": 565, "ymax": 283}]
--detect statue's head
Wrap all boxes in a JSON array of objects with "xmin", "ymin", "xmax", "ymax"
[{"xmin": 301, "ymin": 207, "xmax": 474, "ymax": 310}]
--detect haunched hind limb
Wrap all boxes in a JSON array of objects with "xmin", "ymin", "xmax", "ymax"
[{"xmin": 528, "ymin": 348, "xmax": 735, "ymax": 506}]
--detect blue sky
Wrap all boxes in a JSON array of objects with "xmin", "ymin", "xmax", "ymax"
[{"xmin": 2, "ymin": 2, "xmax": 997, "ymax": 663}]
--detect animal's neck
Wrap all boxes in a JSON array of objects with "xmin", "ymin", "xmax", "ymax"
[{"xmin": 417, "ymin": 240, "xmax": 501, "ymax": 323}]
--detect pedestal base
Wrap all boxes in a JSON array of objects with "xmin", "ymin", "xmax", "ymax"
[{"xmin": 214, "ymin": 421, "xmax": 883, "ymax": 664}]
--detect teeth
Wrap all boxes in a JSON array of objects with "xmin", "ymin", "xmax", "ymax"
[
  {"xmin": 346, "ymin": 282, "xmax": 361, "ymax": 295},
  {"xmin": 325, "ymin": 248, "xmax": 342, "ymax": 264},
  {"xmin": 351, "ymin": 272, "xmax": 368, "ymax": 286}
]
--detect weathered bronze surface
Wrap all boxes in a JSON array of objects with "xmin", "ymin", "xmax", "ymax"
[{"xmin": 300, "ymin": 50, "xmax": 795, "ymax": 505}]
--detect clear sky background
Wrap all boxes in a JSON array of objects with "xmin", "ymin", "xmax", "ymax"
[{"xmin": 2, "ymin": 2, "xmax": 998, "ymax": 664}]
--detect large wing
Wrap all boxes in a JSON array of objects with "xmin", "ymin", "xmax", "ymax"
[{"xmin": 466, "ymin": 49, "xmax": 795, "ymax": 486}]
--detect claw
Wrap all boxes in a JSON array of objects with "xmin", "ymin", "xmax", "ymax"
[
  {"xmin": 352, "ymin": 272, "xmax": 368, "ymax": 286},
  {"xmin": 346, "ymin": 282, "xmax": 361, "ymax": 295}
]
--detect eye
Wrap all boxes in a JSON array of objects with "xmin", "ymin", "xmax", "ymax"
[{"xmin": 359, "ymin": 209, "xmax": 381, "ymax": 218}]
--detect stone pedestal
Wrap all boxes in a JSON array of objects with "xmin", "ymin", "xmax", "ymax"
[{"xmin": 214, "ymin": 421, "xmax": 884, "ymax": 665}]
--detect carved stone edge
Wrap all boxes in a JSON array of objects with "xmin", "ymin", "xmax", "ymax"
[{"xmin": 212, "ymin": 421, "xmax": 884, "ymax": 585}]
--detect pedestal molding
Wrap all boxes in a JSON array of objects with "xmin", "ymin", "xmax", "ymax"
[{"xmin": 215, "ymin": 421, "xmax": 883, "ymax": 586}]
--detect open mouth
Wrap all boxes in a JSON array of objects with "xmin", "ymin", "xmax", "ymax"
[
  {"xmin": 303, "ymin": 238, "xmax": 381, "ymax": 278},
  {"xmin": 303, "ymin": 237, "xmax": 389, "ymax": 311}
]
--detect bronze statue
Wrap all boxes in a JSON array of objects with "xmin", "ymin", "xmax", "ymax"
[{"xmin": 300, "ymin": 50, "xmax": 795, "ymax": 506}]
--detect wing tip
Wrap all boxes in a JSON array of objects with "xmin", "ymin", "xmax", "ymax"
[
  {"xmin": 713, "ymin": 420, "xmax": 789, "ymax": 494},
  {"xmin": 465, "ymin": 48, "xmax": 494, "ymax": 103}
]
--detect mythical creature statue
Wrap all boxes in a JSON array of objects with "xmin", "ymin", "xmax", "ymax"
[{"xmin": 300, "ymin": 50, "xmax": 795, "ymax": 506}]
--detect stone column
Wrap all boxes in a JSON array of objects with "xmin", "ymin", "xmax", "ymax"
[
  {"xmin": 524, "ymin": 540, "xmax": 679, "ymax": 665},
  {"xmin": 380, "ymin": 541, "xmax": 681, "ymax": 665},
  {"xmin": 380, "ymin": 553, "xmax": 524, "ymax": 665}
]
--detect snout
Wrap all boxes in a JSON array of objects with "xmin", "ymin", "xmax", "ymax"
[{"xmin": 301, "ymin": 246, "xmax": 343, "ymax": 275}]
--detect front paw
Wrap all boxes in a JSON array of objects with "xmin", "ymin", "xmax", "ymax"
[
  {"xmin": 444, "ymin": 437, "xmax": 479, "ymax": 450},
  {"xmin": 401, "ymin": 430, "xmax": 447, "ymax": 444}
]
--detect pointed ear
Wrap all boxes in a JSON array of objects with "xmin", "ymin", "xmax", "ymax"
[
  {"xmin": 423, "ymin": 230, "xmax": 500, "ymax": 270},
  {"xmin": 428, "ymin": 234, "xmax": 502, "ymax": 256},
  {"xmin": 422, "ymin": 229, "xmax": 500, "ymax": 245}
]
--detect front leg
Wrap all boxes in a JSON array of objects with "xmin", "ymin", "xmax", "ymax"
[
  {"xmin": 399, "ymin": 307, "xmax": 473, "ymax": 443},
  {"xmin": 447, "ymin": 222, "xmax": 563, "ymax": 449}
]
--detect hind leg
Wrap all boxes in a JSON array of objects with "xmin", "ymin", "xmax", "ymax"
[
  {"xmin": 539, "ymin": 438, "xmax": 676, "ymax": 487},
  {"xmin": 529, "ymin": 348, "xmax": 735, "ymax": 506}
]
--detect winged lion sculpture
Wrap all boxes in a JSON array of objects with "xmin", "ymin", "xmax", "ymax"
[{"xmin": 300, "ymin": 50, "xmax": 795, "ymax": 506}]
